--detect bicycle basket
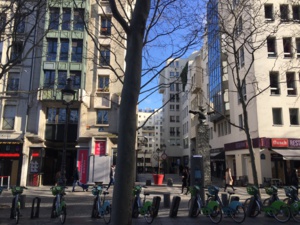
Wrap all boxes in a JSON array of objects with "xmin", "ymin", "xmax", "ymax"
[
  {"xmin": 51, "ymin": 186, "xmax": 64, "ymax": 195},
  {"xmin": 11, "ymin": 187, "xmax": 23, "ymax": 195},
  {"xmin": 246, "ymin": 186, "xmax": 258, "ymax": 195},
  {"xmin": 189, "ymin": 185, "xmax": 200, "ymax": 197},
  {"xmin": 265, "ymin": 185, "xmax": 277, "ymax": 195},
  {"xmin": 208, "ymin": 186, "xmax": 219, "ymax": 195},
  {"xmin": 284, "ymin": 186, "xmax": 297, "ymax": 197},
  {"xmin": 132, "ymin": 185, "xmax": 142, "ymax": 195},
  {"xmin": 92, "ymin": 186, "xmax": 102, "ymax": 196}
]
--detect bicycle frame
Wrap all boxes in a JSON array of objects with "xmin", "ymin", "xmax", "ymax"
[
  {"xmin": 216, "ymin": 193, "xmax": 243, "ymax": 215},
  {"xmin": 96, "ymin": 191, "xmax": 110, "ymax": 216},
  {"xmin": 135, "ymin": 189, "xmax": 152, "ymax": 215}
]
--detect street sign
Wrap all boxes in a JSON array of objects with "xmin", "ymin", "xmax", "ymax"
[{"xmin": 161, "ymin": 153, "xmax": 168, "ymax": 160}]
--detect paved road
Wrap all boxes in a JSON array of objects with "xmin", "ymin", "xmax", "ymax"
[{"xmin": 0, "ymin": 183, "xmax": 298, "ymax": 225}]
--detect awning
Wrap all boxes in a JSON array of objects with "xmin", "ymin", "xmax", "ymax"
[
  {"xmin": 210, "ymin": 152, "xmax": 222, "ymax": 157},
  {"xmin": 272, "ymin": 149, "xmax": 300, "ymax": 160}
]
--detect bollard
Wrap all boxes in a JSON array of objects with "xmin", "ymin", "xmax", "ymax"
[
  {"xmin": 163, "ymin": 193, "xmax": 170, "ymax": 208},
  {"xmin": 152, "ymin": 196, "xmax": 161, "ymax": 218},
  {"xmin": 146, "ymin": 180, "xmax": 151, "ymax": 186},
  {"xmin": 31, "ymin": 197, "xmax": 41, "ymax": 219},
  {"xmin": 188, "ymin": 196, "xmax": 198, "ymax": 217},
  {"xmin": 169, "ymin": 196, "xmax": 181, "ymax": 218},
  {"xmin": 10, "ymin": 197, "xmax": 15, "ymax": 219}
]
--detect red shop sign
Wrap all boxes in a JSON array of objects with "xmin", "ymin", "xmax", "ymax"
[
  {"xmin": 272, "ymin": 138, "xmax": 288, "ymax": 147},
  {"xmin": 95, "ymin": 141, "xmax": 106, "ymax": 156}
]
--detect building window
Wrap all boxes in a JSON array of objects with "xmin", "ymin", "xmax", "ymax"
[
  {"xmin": 47, "ymin": 38, "xmax": 57, "ymax": 61},
  {"xmin": 71, "ymin": 39, "xmax": 83, "ymax": 62},
  {"xmin": 11, "ymin": 41, "xmax": 23, "ymax": 62},
  {"xmin": 70, "ymin": 71, "xmax": 81, "ymax": 89},
  {"xmin": 74, "ymin": 9, "xmax": 84, "ymax": 31},
  {"xmin": 176, "ymin": 105, "xmax": 180, "ymax": 111},
  {"xmin": 0, "ymin": 13, "xmax": 6, "ymax": 34},
  {"xmin": 15, "ymin": 14, "xmax": 25, "ymax": 33},
  {"xmin": 2, "ymin": 105, "xmax": 16, "ymax": 130},
  {"xmin": 238, "ymin": 83, "xmax": 247, "ymax": 103},
  {"xmin": 267, "ymin": 37, "xmax": 276, "ymax": 57},
  {"xmin": 49, "ymin": 8, "xmax": 59, "ymax": 30},
  {"xmin": 290, "ymin": 108, "xmax": 299, "ymax": 125},
  {"xmin": 62, "ymin": 8, "xmax": 71, "ymax": 30},
  {"xmin": 286, "ymin": 72, "xmax": 297, "ymax": 95},
  {"xmin": 270, "ymin": 71, "xmax": 280, "ymax": 95},
  {"xmin": 235, "ymin": 17, "xmax": 243, "ymax": 37},
  {"xmin": 170, "ymin": 94, "xmax": 175, "ymax": 102},
  {"xmin": 101, "ymin": 17, "xmax": 111, "ymax": 35},
  {"xmin": 170, "ymin": 105, "xmax": 174, "ymax": 111},
  {"xmin": 100, "ymin": 45, "xmax": 110, "ymax": 66},
  {"xmin": 97, "ymin": 110, "xmax": 108, "ymax": 124},
  {"xmin": 98, "ymin": 75, "xmax": 109, "ymax": 91},
  {"xmin": 57, "ymin": 71, "xmax": 67, "ymax": 89},
  {"xmin": 293, "ymin": 5, "xmax": 300, "ymax": 21},
  {"xmin": 238, "ymin": 114, "xmax": 243, "ymax": 130},
  {"xmin": 272, "ymin": 108, "xmax": 282, "ymax": 125},
  {"xmin": 170, "ymin": 83, "xmax": 174, "ymax": 91},
  {"xmin": 283, "ymin": 37, "xmax": 292, "ymax": 58},
  {"xmin": 264, "ymin": 4, "xmax": 274, "ymax": 21},
  {"xmin": 44, "ymin": 70, "xmax": 55, "ymax": 88},
  {"xmin": 60, "ymin": 39, "xmax": 69, "ymax": 61},
  {"xmin": 47, "ymin": 108, "xmax": 78, "ymax": 124},
  {"xmin": 6, "ymin": 72, "xmax": 19, "ymax": 95},
  {"xmin": 280, "ymin": 4, "xmax": 289, "ymax": 21},
  {"xmin": 296, "ymin": 38, "xmax": 300, "ymax": 58},
  {"xmin": 239, "ymin": 47, "xmax": 244, "ymax": 67},
  {"xmin": 170, "ymin": 127, "xmax": 175, "ymax": 136},
  {"xmin": 170, "ymin": 116, "xmax": 175, "ymax": 122},
  {"xmin": 170, "ymin": 72, "xmax": 175, "ymax": 77}
]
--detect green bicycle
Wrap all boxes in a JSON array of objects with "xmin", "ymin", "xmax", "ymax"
[
  {"xmin": 10, "ymin": 186, "xmax": 27, "ymax": 224},
  {"xmin": 50, "ymin": 186, "xmax": 67, "ymax": 224},
  {"xmin": 283, "ymin": 185, "xmax": 300, "ymax": 222}
]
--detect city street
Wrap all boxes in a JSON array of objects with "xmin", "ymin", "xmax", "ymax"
[{"xmin": 0, "ymin": 182, "xmax": 298, "ymax": 225}]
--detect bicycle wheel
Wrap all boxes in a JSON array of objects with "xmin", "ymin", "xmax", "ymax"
[
  {"xmin": 189, "ymin": 197, "xmax": 200, "ymax": 217},
  {"xmin": 290, "ymin": 203, "xmax": 300, "ymax": 222},
  {"xmin": 230, "ymin": 205, "xmax": 246, "ymax": 223},
  {"xmin": 209, "ymin": 204, "xmax": 222, "ymax": 224},
  {"xmin": 60, "ymin": 206, "xmax": 66, "ymax": 224},
  {"xmin": 15, "ymin": 202, "xmax": 20, "ymax": 224},
  {"xmin": 132, "ymin": 199, "xmax": 139, "ymax": 218},
  {"xmin": 92, "ymin": 199, "xmax": 99, "ymax": 218},
  {"xmin": 273, "ymin": 204, "xmax": 290, "ymax": 223},
  {"xmin": 103, "ymin": 204, "xmax": 111, "ymax": 224},
  {"xmin": 244, "ymin": 198, "xmax": 260, "ymax": 217},
  {"xmin": 144, "ymin": 206, "xmax": 154, "ymax": 224}
]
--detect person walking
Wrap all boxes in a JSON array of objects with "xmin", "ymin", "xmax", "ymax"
[
  {"xmin": 224, "ymin": 168, "xmax": 236, "ymax": 191},
  {"xmin": 106, "ymin": 165, "xmax": 115, "ymax": 190},
  {"xmin": 181, "ymin": 167, "xmax": 188, "ymax": 194},
  {"xmin": 72, "ymin": 167, "xmax": 79, "ymax": 192},
  {"xmin": 291, "ymin": 168, "xmax": 299, "ymax": 194}
]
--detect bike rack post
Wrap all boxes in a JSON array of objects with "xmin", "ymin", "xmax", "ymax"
[
  {"xmin": 31, "ymin": 197, "xmax": 41, "ymax": 219},
  {"xmin": 169, "ymin": 196, "xmax": 181, "ymax": 218}
]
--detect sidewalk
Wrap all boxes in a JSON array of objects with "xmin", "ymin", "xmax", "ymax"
[{"xmin": 0, "ymin": 182, "xmax": 294, "ymax": 225}]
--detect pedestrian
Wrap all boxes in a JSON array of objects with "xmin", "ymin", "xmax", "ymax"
[
  {"xmin": 181, "ymin": 167, "xmax": 188, "ymax": 194},
  {"xmin": 106, "ymin": 165, "xmax": 115, "ymax": 190},
  {"xmin": 72, "ymin": 167, "xmax": 79, "ymax": 192},
  {"xmin": 291, "ymin": 168, "xmax": 299, "ymax": 194},
  {"xmin": 224, "ymin": 168, "xmax": 236, "ymax": 191},
  {"xmin": 186, "ymin": 167, "xmax": 191, "ymax": 195}
]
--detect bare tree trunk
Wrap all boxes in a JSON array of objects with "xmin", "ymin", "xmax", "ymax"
[{"xmin": 111, "ymin": 1, "xmax": 150, "ymax": 224}]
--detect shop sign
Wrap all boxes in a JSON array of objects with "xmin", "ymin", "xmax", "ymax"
[
  {"xmin": 95, "ymin": 140, "xmax": 106, "ymax": 156},
  {"xmin": 289, "ymin": 139, "xmax": 300, "ymax": 147},
  {"xmin": 272, "ymin": 138, "xmax": 288, "ymax": 147}
]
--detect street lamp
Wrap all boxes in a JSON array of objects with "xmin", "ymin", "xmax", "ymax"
[{"xmin": 59, "ymin": 78, "xmax": 76, "ymax": 186}]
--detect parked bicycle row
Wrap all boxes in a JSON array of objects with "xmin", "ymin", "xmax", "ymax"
[{"xmin": 1, "ymin": 184, "xmax": 299, "ymax": 224}]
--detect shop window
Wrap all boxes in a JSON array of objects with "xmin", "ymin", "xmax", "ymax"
[
  {"xmin": 96, "ymin": 110, "xmax": 108, "ymax": 124},
  {"xmin": 2, "ymin": 105, "xmax": 16, "ymax": 130},
  {"xmin": 286, "ymin": 72, "xmax": 297, "ymax": 95},
  {"xmin": 269, "ymin": 71, "xmax": 280, "ymax": 95},
  {"xmin": 292, "ymin": 5, "xmax": 300, "ymax": 21},
  {"xmin": 267, "ymin": 37, "xmax": 276, "ymax": 57},
  {"xmin": 280, "ymin": 4, "xmax": 289, "ymax": 21},
  {"xmin": 264, "ymin": 4, "xmax": 274, "ymax": 21},
  {"xmin": 272, "ymin": 108, "xmax": 283, "ymax": 125},
  {"xmin": 283, "ymin": 37, "xmax": 292, "ymax": 58},
  {"xmin": 289, "ymin": 108, "xmax": 299, "ymax": 125}
]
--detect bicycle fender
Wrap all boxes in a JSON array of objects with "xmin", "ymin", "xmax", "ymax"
[
  {"xmin": 207, "ymin": 200, "xmax": 219, "ymax": 210},
  {"xmin": 229, "ymin": 200, "xmax": 242, "ymax": 209},
  {"xmin": 103, "ymin": 200, "xmax": 110, "ymax": 209},
  {"xmin": 144, "ymin": 201, "xmax": 152, "ymax": 209},
  {"xmin": 270, "ymin": 200, "xmax": 285, "ymax": 209}
]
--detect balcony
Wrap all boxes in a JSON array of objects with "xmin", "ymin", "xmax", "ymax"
[{"xmin": 38, "ymin": 88, "xmax": 79, "ymax": 101}]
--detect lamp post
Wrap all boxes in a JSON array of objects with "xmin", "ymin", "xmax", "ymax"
[
  {"xmin": 143, "ymin": 150, "xmax": 147, "ymax": 173},
  {"xmin": 59, "ymin": 78, "xmax": 75, "ymax": 186}
]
